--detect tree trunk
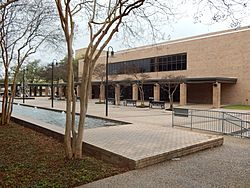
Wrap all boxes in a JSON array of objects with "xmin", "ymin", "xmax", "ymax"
[
  {"xmin": 139, "ymin": 85, "xmax": 144, "ymax": 106},
  {"xmin": 1, "ymin": 66, "xmax": 21, "ymax": 125},
  {"xmin": 71, "ymin": 71, "xmax": 77, "ymax": 155},
  {"xmin": 76, "ymin": 57, "xmax": 92, "ymax": 158},
  {"xmin": 141, "ymin": 91, "xmax": 144, "ymax": 106},
  {"xmin": 75, "ymin": 103, "xmax": 86, "ymax": 158},
  {"xmin": 169, "ymin": 94, "xmax": 174, "ymax": 110},
  {"xmin": 64, "ymin": 35, "xmax": 73, "ymax": 159},
  {"xmin": 98, "ymin": 84, "xmax": 101, "ymax": 103},
  {"xmin": 1, "ymin": 71, "xmax": 9, "ymax": 125},
  {"xmin": 6, "ymin": 80, "xmax": 17, "ymax": 125}
]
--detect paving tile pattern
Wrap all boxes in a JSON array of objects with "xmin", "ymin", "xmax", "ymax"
[
  {"xmin": 21, "ymin": 98, "xmax": 223, "ymax": 169},
  {"xmin": 84, "ymin": 124, "xmax": 218, "ymax": 160}
]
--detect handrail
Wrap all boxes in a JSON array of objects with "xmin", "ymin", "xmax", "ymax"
[
  {"xmin": 172, "ymin": 108, "xmax": 250, "ymax": 138},
  {"xmin": 224, "ymin": 112, "xmax": 243, "ymax": 121}
]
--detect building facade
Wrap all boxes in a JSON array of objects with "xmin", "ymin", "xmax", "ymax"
[{"xmin": 78, "ymin": 27, "xmax": 250, "ymax": 108}]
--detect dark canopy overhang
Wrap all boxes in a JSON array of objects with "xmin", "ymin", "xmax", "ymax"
[
  {"xmin": 89, "ymin": 76, "xmax": 238, "ymax": 85},
  {"xmin": 184, "ymin": 77, "xmax": 237, "ymax": 84}
]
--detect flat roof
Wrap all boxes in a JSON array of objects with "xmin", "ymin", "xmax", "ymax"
[
  {"xmin": 146, "ymin": 77, "xmax": 237, "ymax": 84},
  {"xmin": 115, "ymin": 26, "xmax": 250, "ymax": 55}
]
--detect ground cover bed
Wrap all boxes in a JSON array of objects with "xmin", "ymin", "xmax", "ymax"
[
  {"xmin": 0, "ymin": 122, "xmax": 128, "ymax": 187},
  {"xmin": 223, "ymin": 104, "xmax": 250, "ymax": 110}
]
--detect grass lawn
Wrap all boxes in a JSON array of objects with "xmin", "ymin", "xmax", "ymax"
[
  {"xmin": 222, "ymin": 104, "xmax": 250, "ymax": 110},
  {"xmin": 0, "ymin": 122, "xmax": 128, "ymax": 187}
]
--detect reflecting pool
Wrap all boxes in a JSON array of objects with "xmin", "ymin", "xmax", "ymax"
[{"xmin": 4, "ymin": 103, "xmax": 121, "ymax": 129}]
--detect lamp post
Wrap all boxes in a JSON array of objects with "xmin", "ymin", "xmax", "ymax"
[
  {"xmin": 105, "ymin": 46, "xmax": 114, "ymax": 116},
  {"xmin": 51, "ymin": 59, "xmax": 58, "ymax": 108},
  {"xmin": 22, "ymin": 67, "xmax": 28, "ymax": 104}
]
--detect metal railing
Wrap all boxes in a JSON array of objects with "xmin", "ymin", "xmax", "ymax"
[{"xmin": 172, "ymin": 108, "xmax": 250, "ymax": 138}]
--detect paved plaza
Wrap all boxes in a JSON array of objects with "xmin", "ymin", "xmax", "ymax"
[
  {"xmin": 15, "ymin": 98, "xmax": 250, "ymax": 187},
  {"xmin": 17, "ymin": 98, "xmax": 222, "ymax": 167}
]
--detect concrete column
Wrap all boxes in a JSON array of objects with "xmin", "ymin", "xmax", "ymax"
[
  {"xmin": 39, "ymin": 86, "xmax": 43, "ymax": 96},
  {"xmin": 45, "ymin": 86, "xmax": 49, "ymax": 97},
  {"xmin": 213, "ymin": 82, "xmax": 221, "ymax": 108},
  {"xmin": 100, "ymin": 83, "xmax": 105, "ymax": 101},
  {"xmin": 58, "ymin": 86, "xmax": 63, "ymax": 98},
  {"xmin": 153, "ymin": 83, "xmax": 160, "ymax": 101},
  {"xmin": 56, "ymin": 85, "xmax": 59, "ymax": 96},
  {"xmin": 29, "ymin": 86, "xmax": 32, "ymax": 97},
  {"xmin": 132, "ymin": 84, "xmax": 138, "ymax": 100},
  {"xmin": 180, "ymin": 83, "xmax": 187, "ymax": 106},
  {"xmin": 76, "ymin": 85, "xmax": 80, "ymax": 98},
  {"xmin": 115, "ymin": 84, "xmax": 121, "ymax": 105},
  {"xmin": 34, "ymin": 86, "xmax": 37, "ymax": 97},
  {"xmin": 64, "ymin": 86, "xmax": 67, "ymax": 98}
]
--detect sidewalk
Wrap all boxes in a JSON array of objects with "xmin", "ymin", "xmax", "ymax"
[{"xmin": 82, "ymin": 136, "xmax": 250, "ymax": 188}]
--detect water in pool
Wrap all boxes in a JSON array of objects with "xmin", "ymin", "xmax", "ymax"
[{"xmin": 7, "ymin": 103, "xmax": 120, "ymax": 129}]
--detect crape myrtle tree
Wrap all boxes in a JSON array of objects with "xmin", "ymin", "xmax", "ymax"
[
  {"xmin": 55, "ymin": 0, "xmax": 80, "ymax": 159},
  {"xmin": 159, "ymin": 75, "xmax": 185, "ymax": 110},
  {"xmin": 0, "ymin": 0, "xmax": 18, "ymax": 10},
  {"xmin": 119, "ymin": 78, "xmax": 133, "ymax": 100},
  {"xmin": 193, "ymin": 0, "xmax": 249, "ymax": 27},
  {"xmin": 55, "ymin": 0, "xmax": 249, "ymax": 159},
  {"xmin": 92, "ymin": 64, "xmax": 118, "ymax": 104},
  {"xmin": 93, "ymin": 64, "xmax": 106, "ymax": 103},
  {"xmin": 109, "ymin": 74, "xmax": 118, "ymax": 104},
  {"xmin": 125, "ymin": 65, "xmax": 150, "ymax": 107},
  {"xmin": 0, "ymin": 0, "xmax": 61, "ymax": 125},
  {"xmin": 55, "ymin": 0, "xmax": 176, "ymax": 159}
]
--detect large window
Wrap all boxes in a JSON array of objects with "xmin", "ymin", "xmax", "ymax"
[
  {"xmin": 108, "ymin": 53, "xmax": 187, "ymax": 75},
  {"xmin": 157, "ymin": 53, "xmax": 187, "ymax": 72}
]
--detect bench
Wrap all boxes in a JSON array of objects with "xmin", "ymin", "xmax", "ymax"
[
  {"xmin": 125, "ymin": 99, "xmax": 137, "ymax": 106},
  {"xmin": 173, "ymin": 108, "xmax": 189, "ymax": 117},
  {"xmin": 149, "ymin": 100, "xmax": 165, "ymax": 109},
  {"xmin": 107, "ymin": 98, "xmax": 115, "ymax": 105}
]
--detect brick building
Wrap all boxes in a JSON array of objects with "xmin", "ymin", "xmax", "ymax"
[{"xmin": 77, "ymin": 26, "xmax": 250, "ymax": 108}]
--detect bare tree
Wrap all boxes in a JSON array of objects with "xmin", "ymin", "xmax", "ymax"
[
  {"xmin": 0, "ymin": 0, "xmax": 17, "ymax": 10},
  {"xmin": 55, "ymin": 0, "xmax": 176, "ymax": 159},
  {"xmin": 109, "ymin": 74, "xmax": 119, "ymax": 104},
  {"xmin": 125, "ymin": 65, "xmax": 150, "ymax": 107},
  {"xmin": 55, "ymin": 0, "xmax": 79, "ymax": 159},
  {"xmin": 0, "ymin": 0, "xmax": 60, "ymax": 125},
  {"xmin": 93, "ymin": 64, "xmax": 105, "ymax": 103},
  {"xmin": 159, "ymin": 75, "xmax": 185, "ymax": 110},
  {"xmin": 193, "ymin": 0, "xmax": 249, "ymax": 27},
  {"xmin": 119, "ymin": 78, "xmax": 133, "ymax": 100},
  {"xmin": 54, "ymin": 0, "xmax": 248, "ymax": 159}
]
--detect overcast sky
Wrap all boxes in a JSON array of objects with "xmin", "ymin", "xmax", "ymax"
[{"xmin": 32, "ymin": 1, "xmax": 250, "ymax": 65}]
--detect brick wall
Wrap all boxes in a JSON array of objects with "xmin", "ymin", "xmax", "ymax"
[{"xmin": 78, "ymin": 27, "xmax": 250, "ymax": 105}]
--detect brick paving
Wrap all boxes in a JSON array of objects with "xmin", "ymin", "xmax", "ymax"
[
  {"xmin": 17, "ymin": 98, "xmax": 223, "ymax": 169},
  {"xmin": 85, "ymin": 124, "xmax": 220, "ymax": 160}
]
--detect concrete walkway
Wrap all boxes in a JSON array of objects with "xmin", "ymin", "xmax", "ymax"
[{"xmin": 83, "ymin": 136, "xmax": 250, "ymax": 188}]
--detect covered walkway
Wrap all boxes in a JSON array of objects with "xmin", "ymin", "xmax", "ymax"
[{"xmin": 91, "ymin": 76, "xmax": 237, "ymax": 108}]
